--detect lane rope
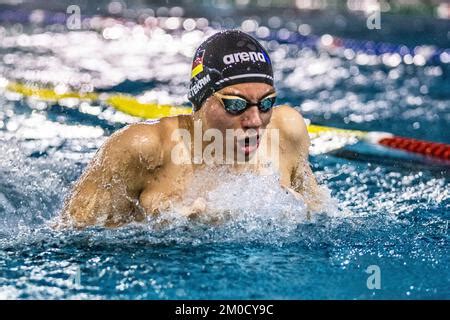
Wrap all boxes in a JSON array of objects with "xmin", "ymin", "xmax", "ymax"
[{"xmin": 3, "ymin": 81, "xmax": 450, "ymax": 161}]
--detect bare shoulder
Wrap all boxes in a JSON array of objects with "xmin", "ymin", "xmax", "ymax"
[
  {"xmin": 270, "ymin": 105, "xmax": 309, "ymax": 143},
  {"xmin": 100, "ymin": 115, "xmax": 189, "ymax": 164},
  {"xmin": 107, "ymin": 122, "xmax": 162, "ymax": 155}
]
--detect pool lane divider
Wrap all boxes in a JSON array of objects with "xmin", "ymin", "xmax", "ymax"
[
  {"xmin": 261, "ymin": 31, "xmax": 450, "ymax": 65},
  {"xmin": 308, "ymin": 125, "xmax": 450, "ymax": 161},
  {"xmin": 6, "ymin": 82, "xmax": 189, "ymax": 119},
  {"xmin": 1, "ymin": 8, "xmax": 449, "ymax": 65},
  {"xmin": 4, "ymin": 81, "xmax": 450, "ymax": 162}
]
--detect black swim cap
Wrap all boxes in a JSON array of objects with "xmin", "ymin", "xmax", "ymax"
[{"xmin": 188, "ymin": 30, "xmax": 274, "ymax": 111}]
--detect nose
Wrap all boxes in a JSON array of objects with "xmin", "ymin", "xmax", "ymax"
[{"xmin": 241, "ymin": 106, "xmax": 263, "ymax": 130}]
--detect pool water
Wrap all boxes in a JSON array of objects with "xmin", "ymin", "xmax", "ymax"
[{"xmin": 0, "ymin": 2, "xmax": 449, "ymax": 299}]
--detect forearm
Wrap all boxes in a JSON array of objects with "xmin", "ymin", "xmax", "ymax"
[
  {"xmin": 61, "ymin": 177, "xmax": 137, "ymax": 228},
  {"xmin": 291, "ymin": 161, "xmax": 325, "ymax": 215}
]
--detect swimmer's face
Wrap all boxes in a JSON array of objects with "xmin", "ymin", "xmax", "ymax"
[{"xmin": 198, "ymin": 82, "xmax": 275, "ymax": 158}]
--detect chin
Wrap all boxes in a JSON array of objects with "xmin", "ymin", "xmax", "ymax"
[{"xmin": 234, "ymin": 145, "xmax": 259, "ymax": 163}]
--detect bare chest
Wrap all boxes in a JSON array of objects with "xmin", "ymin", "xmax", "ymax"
[{"xmin": 137, "ymin": 149, "xmax": 294, "ymax": 216}]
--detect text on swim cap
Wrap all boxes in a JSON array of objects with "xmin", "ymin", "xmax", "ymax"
[
  {"xmin": 188, "ymin": 74, "xmax": 211, "ymax": 98},
  {"xmin": 223, "ymin": 51, "xmax": 267, "ymax": 65}
]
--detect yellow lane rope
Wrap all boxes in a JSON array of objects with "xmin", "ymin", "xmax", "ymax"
[
  {"xmin": 106, "ymin": 95, "xmax": 191, "ymax": 118},
  {"xmin": 6, "ymin": 81, "xmax": 449, "ymax": 161},
  {"xmin": 6, "ymin": 82, "xmax": 99, "ymax": 101},
  {"xmin": 6, "ymin": 82, "xmax": 192, "ymax": 119},
  {"xmin": 4, "ymin": 81, "xmax": 365, "ymax": 137}
]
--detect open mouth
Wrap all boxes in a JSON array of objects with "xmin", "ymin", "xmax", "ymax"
[{"xmin": 237, "ymin": 135, "xmax": 260, "ymax": 155}]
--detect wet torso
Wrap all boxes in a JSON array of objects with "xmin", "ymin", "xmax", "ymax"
[{"xmin": 135, "ymin": 111, "xmax": 296, "ymax": 217}]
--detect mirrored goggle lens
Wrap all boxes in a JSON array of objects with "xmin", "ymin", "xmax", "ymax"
[
  {"xmin": 259, "ymin": 96, "xmax": 276, "ymax": 112},
  {"xmin": 222, "ymin": 98, "xmax": 248, "ymax": 114}
]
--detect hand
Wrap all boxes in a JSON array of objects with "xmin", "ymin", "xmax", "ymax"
[{"xmin": 181, "ymin": 197, "xmax": 207, "ymax": 219}]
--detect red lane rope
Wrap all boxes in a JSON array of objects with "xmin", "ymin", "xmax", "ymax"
[{"xmin": 378, "ymin": 136, "xmax": 450, "ymax": 161}]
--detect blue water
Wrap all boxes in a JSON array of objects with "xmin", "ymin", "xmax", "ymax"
[{"xmin": 0, "ymin": 3, "xmax": 449, "ymax": 299}]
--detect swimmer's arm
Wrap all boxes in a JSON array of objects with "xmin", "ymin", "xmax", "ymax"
[
  {"xmin": 291, "ymin": 158, "xmax": 324, "ymax": 215},
  {"xmin": 61, "ymin": 124, "xmax": 161, "ymax": 227},
  {"xmin": 277, "ymin": 106, "xmax": 324, "ymax": 214}
]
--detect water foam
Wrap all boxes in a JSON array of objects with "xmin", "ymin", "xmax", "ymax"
[{"xmin": 139, "ymin": 166, "xmax": 341, "ymax": 244}]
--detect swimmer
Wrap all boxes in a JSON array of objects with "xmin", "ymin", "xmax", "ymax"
[{"xmin": 61, "ymin": 30, "xmax": 325, "ymax": 227}]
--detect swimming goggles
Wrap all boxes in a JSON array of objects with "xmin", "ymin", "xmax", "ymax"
[{"xmin": 213, "ymin": 92, "xmax": 277, "ymax": 115}]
